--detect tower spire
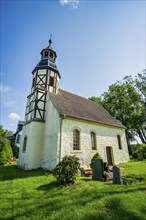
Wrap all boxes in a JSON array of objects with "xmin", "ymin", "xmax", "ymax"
[{"xmin": 49, "ymin": 34, "xmax": 52, "ymax": 49}]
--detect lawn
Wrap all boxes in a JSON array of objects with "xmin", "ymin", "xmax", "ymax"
[{"xmin": 0, "ymin": 160, "xmax": 146, "ymax": 220}]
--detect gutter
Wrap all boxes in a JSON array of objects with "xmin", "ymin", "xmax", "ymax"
[{"xmin": 59, "ymin": 114, "xmax": 66, "ymax": 162}]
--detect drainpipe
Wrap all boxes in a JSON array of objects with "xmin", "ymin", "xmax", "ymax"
[{"xmin": 59, "ymin": 114, "xmax": 66, "ymax": 162}]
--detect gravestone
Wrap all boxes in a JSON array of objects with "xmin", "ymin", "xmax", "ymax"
[
  {"xmin": 113, "ymin": 166, "xmax": 122, "ymax": 184},
  {"xmin": 92, "ymin": 158, "xmax": 104, "ymax": 181},
  {"xmin": 137, "ymin": 152, "xmax": 143, "ymax": 161}
]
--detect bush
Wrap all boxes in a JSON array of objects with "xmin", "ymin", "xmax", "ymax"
[
  {"xmin": 0, "ymin": 125, "xmax": 13, "ymax": 165},
  {"xmin": 0, "ymin": 141, "xmax": 13, "ymax": 165},
  {"xmin": 53, "ymin": 155, "xmax": 80, "ymax": 186},
  {"xmin": 0, "ymin": 149, "xmax": 7, "ymax": 165},
  {"xmin": 13, "ymin": 146, "xmax": 19, "ymax": 158},
  {"xmin": 131, "ymin": 144, "xmax": 146, "ymax": 159}
]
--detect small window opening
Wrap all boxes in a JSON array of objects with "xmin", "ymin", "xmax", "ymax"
[
  {"xmin": 16, "ymin": 134, "xmax": 20, "ymax": 143},
  {"xmin": 50, "ymin": 52, "xmax": 53, "ymax": 58},
  {"xmin": 117, "ymin": 135, "xmax": 122, "ymax": 149},
  {"xmin": 45, "ymin": 51, "xmax": 49, "ymax": 57},
  {"xmin": 49, "ymin": 76, "xmax": 54, "ymax": 87},
  {"xmin": 22, "ymin": 136, "xmax": 27, "ymax": 152},
  {"xmin": 91, "ymin": 132, "xmax": 96, "ymax": 150}
]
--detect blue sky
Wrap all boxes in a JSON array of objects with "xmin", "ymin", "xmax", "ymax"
[{"xmin": 0, "ymin": 0, "xmax": 145, "ymax": 131}]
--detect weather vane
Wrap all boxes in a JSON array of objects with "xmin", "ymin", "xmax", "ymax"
[{"xmin": 49, "ymin": 34, "xmax": 52, "ymax": 47}]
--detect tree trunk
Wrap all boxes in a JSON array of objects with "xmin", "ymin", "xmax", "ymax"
[{"xmin": 137, "ymin": 129, "xmax": 146, "ymax": 144}]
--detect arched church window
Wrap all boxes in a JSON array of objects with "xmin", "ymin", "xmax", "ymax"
[
  {"xmin": 73, "ymin": 129, "xmax": 80, "ymax": 150},
  {"xmin": 91, "ymin": 132, "xmax": 96, "ymax": 150},
  {"xmin": 22, "ymin": 136, "xmax": 27, "ymax": 152}
]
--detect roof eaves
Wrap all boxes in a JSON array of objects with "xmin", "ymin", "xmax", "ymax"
[{"xmin": 59, "ymin": 113, "xmax": 126, "ymax": 129}]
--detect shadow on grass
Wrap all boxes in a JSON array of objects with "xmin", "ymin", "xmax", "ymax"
[
  {"xmin": 37, "ymin": 181, "xmax": 58, "ymax": 190},
  {"xmin": 2, "ymin": 184, "xmax": 145, "ymax": 220},
  {"xmin": 77, "ymin": 186, "xmax": 146, "ymax": 205},
  {"xmin": 0, "ymin": 164, "xmax": 52, "ymax": 181},
  {"xmin": 83, "ymin": 197, "xmax": 144, "ymax": 220}
]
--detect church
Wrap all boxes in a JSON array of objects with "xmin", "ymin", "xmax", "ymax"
[{"xmin": 18, "ymin": 39, "xmax": 129, "ymax": 170}]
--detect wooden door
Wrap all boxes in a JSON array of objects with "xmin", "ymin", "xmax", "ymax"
[{"xmin": 106, "ymin": 147, "xmax": 113, "ymax": 165}]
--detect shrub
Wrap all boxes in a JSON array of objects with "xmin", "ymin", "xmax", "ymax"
[
  {"xmin": 13, "ymin": 146, "xmax": 19, "ymax": 158},
  {"xmin": 131, "ymin": 144, "xmax": 146, "ymax": 159},
  {"xmin": 0, "ymin": 125, "xmax": 13, "ymax": 165},
  {"xmin": 0, "ymin": 141, "xmax": 13, "ymax": 165},
  {"xmin": 53, "ymin": 155, "xmax": 80, "ymax": 186},
  {"xmin": 0, "ymin": 149, "xmax": 7, "ymax": 165}
]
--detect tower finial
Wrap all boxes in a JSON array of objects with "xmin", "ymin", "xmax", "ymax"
[{"xmin": 49, "ymin": 34, "xmax": 52, "ymax": 48}]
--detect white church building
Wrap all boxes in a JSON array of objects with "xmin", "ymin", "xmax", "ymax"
[{"xmin": 18, "ymin": 39, "xmax": 129, "ymax": 170}]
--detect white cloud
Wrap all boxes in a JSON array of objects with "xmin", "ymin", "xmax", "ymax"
[
  {"xmin": 0, "ymin": 83, "xmax": 11, "ymax": 94},
  {"xmin": 0, "ymin": 83, "xmax": 17, "ymax": 108},
  {"xmin": 8, "ymin": 113, "xmax": 21, "ymax": 120},
  {"xmin": 59, "ymin": 0, "xmax": 80, "ymax": 9}
]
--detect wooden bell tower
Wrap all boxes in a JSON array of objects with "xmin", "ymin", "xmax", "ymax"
[{"xmin": 25, "ymin": 37, "xmax": 61, "ymax": 122}]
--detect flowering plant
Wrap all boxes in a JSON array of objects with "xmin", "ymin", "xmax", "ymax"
[{"xmin": 84, "ymin": 169, "xmax": 93, "ymax": 175}]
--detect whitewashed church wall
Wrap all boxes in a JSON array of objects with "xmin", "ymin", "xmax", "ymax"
[
  {"xmin": 61, "ymin": 118, "xmax": 129, "ymax": 168},
  {"xmin": 18, "ymin": 121, "xmax": 44, "ymax": 170},
  {"xmin": 41, "ymin": 95, "xmax": 60, "ymax": 170}
]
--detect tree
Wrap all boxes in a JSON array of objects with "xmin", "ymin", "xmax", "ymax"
[
  {"xmin": 0, "ymin": 126, "xmax": 13, "ymax": 165},
  {"xmin": 123, "ymin": 71, "xmax": 146, "ymax": 143},
  {"xmin": 88, "ymin": 96, "xmax": 101, "ymax": 104},
  {"xmin": 89, "ymin": 72, "xmax": 146, "ymax": 144},
  {"xmin": 100, "ymin": 82, "xmax": 143, "ymax": 143},
  {"xmin": 135, "ymin": 70, "xmax": 146, "ymax": 100}
]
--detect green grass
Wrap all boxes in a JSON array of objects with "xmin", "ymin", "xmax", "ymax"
[{"xmin": 0, "ymin": 160, "xmax": 146, "ymax": 220}]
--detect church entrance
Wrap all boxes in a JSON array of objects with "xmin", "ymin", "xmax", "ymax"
[{"xmin": 106, "ymin": 146, "xmax": 113, "ymax": 165}]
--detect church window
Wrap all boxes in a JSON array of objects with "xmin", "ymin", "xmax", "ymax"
[
  {"xmin": 49, "ymin": 76, "xmax": 54, "ymax": 87},
  {"xmin": 73, "ymin": 129, "xmax": 80, "ymax": 150},
  {"xmin": 50, "ymin": 51, "xmax": 53, "ymax": 58},
  {"xmin": 16, "ymin": 134, "xmax": 20, "ymax": 143},
  {"xmin": 91, "ymin": 132, "xmax": 96, "ymax": 150},
  {"xmin": 45, "ymin": 51, "xmax": 49, "ymax": 57},
  {"xmin": 117, "ymin": 135, "xmax": 122, "ymax": 149},
  {"xmin": 22, "ymin": 136, "xmax": 27, "ymax": 152}
]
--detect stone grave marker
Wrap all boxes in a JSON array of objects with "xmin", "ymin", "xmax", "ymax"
[
  {"xmin": 137, "ymin": 143, "xmax": 143, "ymax": 161},
  {"xmin": 113, "ymin": 166, "xmax": 122, "ymax": 185},
  {"xmin": 92, "ymin": 158, "xmax": 104, "ymax": 181},
  {"xmin": 137, "ymin": 152, "xmax": 143, "ymax": 161}
]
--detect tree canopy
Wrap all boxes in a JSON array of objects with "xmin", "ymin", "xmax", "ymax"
[
  {"xmin": 0, "ymin": 126, "xmax": 13, "ymax": 164},
  {"xmin": 89, "ymin": 71, "xmax": 146, "ymax": 144}
]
